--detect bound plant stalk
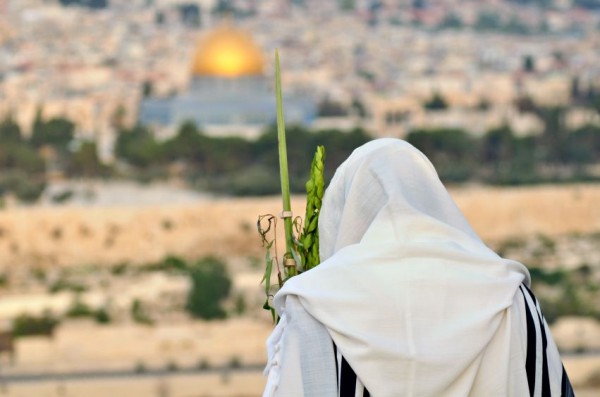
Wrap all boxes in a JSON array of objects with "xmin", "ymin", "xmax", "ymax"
[
  {"xmin": 257, "ymin": 50, "xmax": 325, "ymax": 322},
  {"xmin": 275, "ymin": 50, "xmax": 297, "ymax": 278}
]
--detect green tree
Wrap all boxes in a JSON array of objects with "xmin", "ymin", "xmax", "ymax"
[
  {"xmin": 115, "ymin": 125, "xmax": 162, "ymax": 168},
  {"xmin": 185, "ymin": 257, "xmax": 232, "ymax": 320},
  {"xmin": 131, "ymin": 299, "xmax": 154, "ymax": 325},
  {"xmin": 317, "ymin": 99, "xmax": 349, "ymax": 117},
  {"xmin": 31, "ymin": 117, "xmax": 75, "ymax": 150},
  {"xmin": 539, "ymin": 107, "xmax": 568, "ymax": 163},
  {"xmin": 163, "ymin": 121, "xmax": 206, "ymax": 163},
  {"xmin": 0, "ymin": 143, "xmax": 45, "ymax": 174},
  {"xmin": 406, "ymin": 128, "xmax": 475, "ymax": 182},
  {"xmin": 351, "ymin": 97, "xmax": 368, "ymax": 118},
  {"xmin": 474, "ymin": 11, "xmax": 503, "ymax": 31},
  {"xmin": 479, "ymin": 125, "xmax": 538, "ymax": 184},
  {"xmin": 31, "ymin": 106, "xmax": 44, "ymax": 142},
  {"xmin": 12, "ymin": 312, "xmax": 59, "ymax": 337},
  {"xmin": 66, "ymin": 298, "xmax": 94, "ymax": 318},
  {"xmin": 591, "ymin": 96, "xmax": 600, "ymax": 116},
  {"xmin": 423, "ymin": 92, "xmax": 448, "ymax": 111},
  {"xmin": 142, "ymin": 81, "xmax": 153, "ymax": 98},
  {"xmin": 66, "ymin": 141, "xmax": 107, "ymax": 177},
  {"xmin": 567, "ymin": 125, "xmax": 600, "ymax": 164},
  {"xmin": 523, "ymin": 55, "xmax": 535, "ymax": 73},
  {"xmin": 206, "ymin": 136, "xmax": 252, "ymax": 173},
  {"xmin": 94, "ymin": 307, "xmax": 111, "ymax": 324},
  {"xmin": 0, "ymin": 131, "xmax": 46, "ymax": 201},
  {"xmin": 481, "ymin": 125, "xmax": 516, "ymax": 164},
  {"xmin": 0, "ymin": 116, "xmax": 23, "ymax": 143},
  {"xmin": 439, "ymin": 13, "xmax": 463, "ymax": 29},
  {"xmin": 0, "ymin": 171, "xmax": 45, "ymax": 202}
]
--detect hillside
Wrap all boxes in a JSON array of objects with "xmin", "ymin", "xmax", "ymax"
[{"xmin": 0, "ymin": 184, "xmax": 599, "ymax": 270}]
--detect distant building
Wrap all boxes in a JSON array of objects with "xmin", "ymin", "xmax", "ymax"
[{"xmin": 138, "ymin": 25, "xmax": 316, "ymax": 139}]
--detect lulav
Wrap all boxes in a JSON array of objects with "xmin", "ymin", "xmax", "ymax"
[{"xmin": 258, "ymin": 51, "xmax": 326, "ymax": 323}]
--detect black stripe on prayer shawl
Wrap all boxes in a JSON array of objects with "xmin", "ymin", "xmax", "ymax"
[
  {"xmin": 334, "ymin": 344, "xmax": 371, "ymax": 397},
  {"xmin": 520, "ymin": 286, "xmax": 537, "ymax": 396},
  {"xmin": 537, "ymin": 307, "xmax": 551, "ymax": 396},
  {"xmin": 523, "ymin": 285, "xmax": 551, "ymax": 396},
  {"xmin": 340, "ymin": 356, "xmax": 357, "ymax": 397},
  {"xmin": 520, "ymin": 284, "xmax": 577, "ymax": 397}
]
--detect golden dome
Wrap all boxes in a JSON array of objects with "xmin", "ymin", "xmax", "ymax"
[{"xmin": 192, "ymin": 26, "xmax": 264, "ymax": 78}]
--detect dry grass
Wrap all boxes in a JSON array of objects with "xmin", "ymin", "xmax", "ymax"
[
  {"xmin": 450, "ymin": 184, "xmax": 600, "ymax": 241},
  {"xmin": 0, "ymin": 197, "xmax": 305, "ymax": 269},
  {"xmin": 0, "ymin": 184, "xmax": 599, "ymax": 270}
]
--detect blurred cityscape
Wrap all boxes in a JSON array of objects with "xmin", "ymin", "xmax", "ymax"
[
  {"xmin": 0, "ymin": 0, "xmax": 598, "ymax": 199},
  {"xmin": 2, "ymin": 0, "xmax": 600, "ymax": 139},
  {"xmin": 0, "ymin": 0, "xmax": 599, "ymax": 396}
]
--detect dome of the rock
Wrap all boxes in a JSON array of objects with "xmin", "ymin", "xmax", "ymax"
[
  {"xmin": 139, "ymin": 25, "xmax": 316, "ymax": 138},
  {"xmin": 192, "ymin": 26, "xmax": 265, "ymax": 77}
]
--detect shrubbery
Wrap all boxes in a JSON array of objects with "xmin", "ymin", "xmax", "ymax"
[
  {"xmin": 142, "ymin": 255, "xmax": 189, "ymax": 274},
  {"xmin": 114, "ymin": 124, "xmax": 370, "ymax": 196},
  {"xmin": 12, "ymin": 312, "xmax": 59, "ymax": 338},
  {"xmin": 111, "ymin": 107, "xmax": 600, "ymax": 194},
  {"xmin": 3, "ymin": 100, "xmax": 600, "ymax": 202},
  {"xmin": 131, "ymin": 299, "xmax": 154, "ymax": 325},
  {"xmin": 530, "ymin": 265, "xmax": 600, "ymax": 324},
  {"xmin": 0, "ymin": 113, "xmax": 110, "ymax": 203},
  {"xmin": 66, "ymin": 298, "xmax": 95, "ymax": 318},
  {"xmin": 48, "ymin": 278, "xmax": 87, "ymax": 294},
  {"xmin": 406, "ymin": 120, "xmax": 600, "ymax": 185},
  {"xmin": 185, "ymin": 257, "xmax": 232, "ymax": 320},
  {"xmin": 139, "ymin": 255, "xmax": 234, "ymax": 320}
]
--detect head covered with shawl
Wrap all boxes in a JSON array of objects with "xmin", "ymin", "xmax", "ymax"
[{"xmin": 273, "ymin": 138, "xmax": 531, "ymax": 396}]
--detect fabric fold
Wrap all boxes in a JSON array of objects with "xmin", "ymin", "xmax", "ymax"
[{"xmin": 266, "ymin": 139, "xmax": 541, "ymax": 396}]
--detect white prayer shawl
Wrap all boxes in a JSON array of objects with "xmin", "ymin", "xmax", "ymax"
[{"xmin": 263, "ymin": 139, "xmax": 569, "ymax": 397}]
